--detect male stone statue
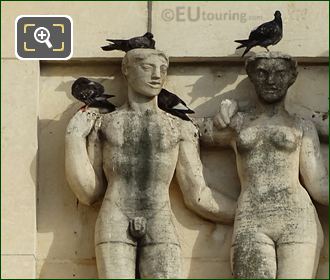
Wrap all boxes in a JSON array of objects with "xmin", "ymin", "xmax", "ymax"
[{"xmin": 65, "ymin": 49, "xmax": 236, "ymax": 278}]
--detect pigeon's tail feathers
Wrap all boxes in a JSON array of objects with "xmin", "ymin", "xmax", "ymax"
[
  {"xmin": 235, "ymin": 39, "xmax": 250, "ymax": 50},
  {"xmin": 103, "ymin": 101, "xmax": 116, "ymax": 112},
  {"xmin": 103, "ymin": 94, "xmax": 115, "ymax": 99},
  {"xmin": 235, "ymin": 39, "xmax": 250, "ymax": 46},
  {"xmin": 172, "ymin": 103, "xmax": 190, "ymax": 111},
  {"xmin": 168, "ymin": 110, "xmax": 192, "ymax": 121},
  {"xmin": 106, "ymin": 39, "xmax": 126, "ymax": 44},
  {"xmin": 185, "ymin": 108, "xmax": 195, "ymax": 114},
  {"xmin": 172, "ymin": 103, "xmax": 195, "ymax": 114},
  {"xmin": 236, "ymin": 44, "xmax": 246, "ymax": 50},
  {"xmin": 101, "ymin": 44, "xmax": 120, "ymax": 51},
  {"xmin": 239, "ymin": 40, "xmax": 258, "ymax": 57},
  {"xmin": 241, "ymin": 46, "xmax": 252, "ymax": 57},
  {"xmin": 90, "ymin": 99, "xmax": 116, "ymax": 112}
]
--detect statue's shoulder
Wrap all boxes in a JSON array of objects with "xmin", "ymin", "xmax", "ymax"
[
  {"xmin": 178, "ymin": 118, "xmax": 199, "ymax": 142},
  {"xmin": 296, "ymin": 116, "xmax": 316, "ymax": 133},
  {"xmin": 101, "ymin": 107, "xmax": 128, "ymax": 120},
  {"xmin": 284, "ymin": 113, "xmax": 312, "ymax": 131},
  {"xmin": 98, "ymin": 109, "xmax": 124, "ymax": 132}
]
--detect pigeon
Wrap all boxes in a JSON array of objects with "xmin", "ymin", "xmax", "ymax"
[
  {"xmin": 71, "ymin": 77, "xmax": 116, "ymax": 112},
  {"xmin": 101, "ymin": 32, "xmax": 155, "ymax": 52},
  {"xmin": 235, "ymin": 10, "xmax": 283, "ymax": 57},
  {"xmin": 158, "ymin": 89, "xmax": 194, "ymax": 121}
]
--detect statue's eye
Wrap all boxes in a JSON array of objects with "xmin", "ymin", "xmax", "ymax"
[
  {"xmin": 141, "ymin": 64, "xmax": 152, "ymax": 70},
  {"xmin": 276, "ymin": 70, "xmax": 285, "ymax": 77},
  {"xmin": 256, "ymin": 69, "xmax": 267, "ymax": 77},
  {"xmin": 160, "ymin": 66, "xmax": 168, "ymax": 73}
]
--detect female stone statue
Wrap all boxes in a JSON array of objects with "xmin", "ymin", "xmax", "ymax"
[
  {"xmin": 207, "ymin": 52, "xmax": 328, "ymax": 278},
  {"xmin": 65, "ymin": 49, "xmax": 236, "ymax": 279}
]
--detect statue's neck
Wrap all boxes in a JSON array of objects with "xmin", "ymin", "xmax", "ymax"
[
  {"xmin": 256, "ymin": 99, "xmax": 286, "ymax": 117},
  {"xmin": 127, "ymin": 87, "xmax": 159, "ymax": 113}
]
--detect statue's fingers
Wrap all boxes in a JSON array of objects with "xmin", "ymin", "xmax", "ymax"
[
  {"xmin": 214, "ymin": 114, "xmax": 226, "ymax": 129},
  {"xmin": 220, "ymin": 104, "xmax": 230, "ymax": 125},
  {"xmin": 228, "ymin": 100, "xmax": 238, "ymax": 118},
  {"xmin": 94, "ymin": 116, "xmax": 103, "ymax": 130}
]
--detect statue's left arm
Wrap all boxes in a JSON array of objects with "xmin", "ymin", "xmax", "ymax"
[
  {"xmin": 300, "ymin": 119, "xmax": 328, "ymax": 205},
  {"xmin": 176, "ymin": 121, "xmax": 236, "ymax": 224}
]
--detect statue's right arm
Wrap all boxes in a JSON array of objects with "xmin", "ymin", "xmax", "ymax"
[
  {"xmin": 65, "ymin": 110, "xmax": 106, "ymax": 206},
  {"xmin": 194, "ymin": 117, "xmax": 236, "ymax": 147},
  {"xmin": 176, "ymin": 121, "xmax": 236, "ymax": 224},
  {"xmin": 194, "ymin": 99, "xmax": 238, "ymax": 147}
]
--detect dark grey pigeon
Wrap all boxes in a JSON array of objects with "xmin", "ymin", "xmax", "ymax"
[
  {"xmin": 158, "ymin": 89, "xmax": 194, "ymax": 121},
  {"xmin": 235, "ymin": 10, "xmax": 283, "ymax": 57},
  {"xmin": 101, "ymin": 32, "xmax": 155, "ymax": 52},
  {"xmin": 71, "ymin": 77, "xmax": 116, "ymax": 112}
]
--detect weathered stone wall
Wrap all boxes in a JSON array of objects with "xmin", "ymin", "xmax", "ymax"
[{"xmin": 2, "ymin": 1, "xmax": 328, "ymax": 278}]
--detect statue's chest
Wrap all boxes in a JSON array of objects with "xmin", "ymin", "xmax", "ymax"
[{"xmin": 102, "ymin": 112, "xmax": 181, "ymax": 153}]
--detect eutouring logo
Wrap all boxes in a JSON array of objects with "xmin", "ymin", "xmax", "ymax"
[{"xmin": 161, "ymin": 7, "xmax": 263, "ymax": 23}]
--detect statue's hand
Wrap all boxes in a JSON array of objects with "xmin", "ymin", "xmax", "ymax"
[
  {"xmin": 66, "ymin": 109, "xmax": 100, "ymax": 138},
  {"xmin": 213, "ymin": 99, "xmax": 238, "ymax": 129}
]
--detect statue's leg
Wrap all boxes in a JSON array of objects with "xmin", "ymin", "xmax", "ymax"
[
  {"xmin": 139, "ymin": 243, "xmax": 181, "ymax": 278},
  {"xmin": 276, "ymin": 208, "xmax": 324, "ymax": 278},
  {"xmin": 95, "ymin": 242, "xmax": 136, "ymax": 279},
  {"xmin": 231, "ymin": 232, "xmax": 276, "ymax": 279},
  {"xmin": 276, "ymin": 243, "xmax": 321, "ymax": 278}
]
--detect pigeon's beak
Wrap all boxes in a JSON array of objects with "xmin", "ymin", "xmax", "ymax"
[{"xmin": 88, "ymin": 82, "xmax": 95, "ymax": 85}]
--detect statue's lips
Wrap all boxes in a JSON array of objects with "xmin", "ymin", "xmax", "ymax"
[
  {"xmin": 263, "ymin": 88, "xmax": 278, "ymax": 94},
  {"xmin": 147, "ymin": 81, "xmax": 161, "ymax": 88}
]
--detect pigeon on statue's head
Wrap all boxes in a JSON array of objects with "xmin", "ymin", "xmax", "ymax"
[
  {"xmin": 235, "ymin": 10, "xmax": 283, "ymax": 57},
  {"xmin": 101, "ymin": 32, "xmax": 155, "ymax": 52}
]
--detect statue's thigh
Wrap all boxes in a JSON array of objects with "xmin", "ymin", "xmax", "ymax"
[
  {"xmin": 139, "ymin": 243, "xmax": 181, "ymax": 279},
  {"xmin": 276, "ymin": 243, "xmax": 321, "ymax": 279},
  {"xmin": 95, "ymin": 242, "xmax": 136, "ymax": 279},
  {"xmin": 231, "ymin": 233, "xmax": 276, "ymax": 279}
]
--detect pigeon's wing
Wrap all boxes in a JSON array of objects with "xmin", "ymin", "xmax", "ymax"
[
  {"xmin": 249, "ymin": 20, "xmax": 277, "ymax": 41},
  {"xmin": 71, "ymin": 78, "xmax": 91, "ymax": 101},
  {"xmin": 71, "ymin": 85, "xmax": 83, "ymax": 100},
  {"xmin": 167, "ymin": 109, "xmax": 192, "ymax": 121},
  {"xmin": 158, "ymin": 89, "xmax": 194, "ymax": 121},
  {"xmin": 92, "ymin": 82, "xmax": 105, "ymax": 96},
  {"xmin": 106, "ymin": 39, "xmax": 127, "ymax": 44},
  {"xmin": 158, "ymin": 89, "xmax": 177, "ymax": 108},
  {"xmin": 150, "ymin": 39, "xmax": 156, "ymax": 49},
  {"xmin": 129, "ymin": 36, "xmax": 153, "ymax": 49},
  {"xmin": 89, "ymin": 98, "xmax": 116, "ymax": 112},
  {"xmin": 159, "ymin": 89, "xmax": 193, "ymax": 110},
  {"xmin": 166, "ymin": 91, "xmax": 193, "ymax": 112}
]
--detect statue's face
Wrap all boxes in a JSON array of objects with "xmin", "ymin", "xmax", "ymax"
[
  {"xmin": 249, "ymin": 59, "xmax": 296, "ymax": 104},
  {"xmin": 125, "ymin": 53, "xmax": 168, "ymax": 98}
]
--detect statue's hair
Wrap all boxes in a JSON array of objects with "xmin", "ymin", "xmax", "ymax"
[
  {"xmin": 246, "ymin": 52, "xmax": 298, "ymax": 77},
  {"xmin": 121, "ymin": 49, "xmax": 169, "ymax": 75}
]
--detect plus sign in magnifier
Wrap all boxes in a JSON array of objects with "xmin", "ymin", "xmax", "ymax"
[{"xmin": 34, "ymin": 26, "xmax": 53, "ymax": 48}]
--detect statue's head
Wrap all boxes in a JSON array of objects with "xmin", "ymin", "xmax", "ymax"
[
  {"xmin": 246, "ymin": 52, "xmax": 298, "ymax": 104},
  {"xmin": 122, "ymin": 49, "xmax": 169, "ymax": 97}
]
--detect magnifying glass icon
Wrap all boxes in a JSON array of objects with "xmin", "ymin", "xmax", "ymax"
[{"xmin": 34, "ymin": 27, "xmax": 53, "ymax": 48}]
